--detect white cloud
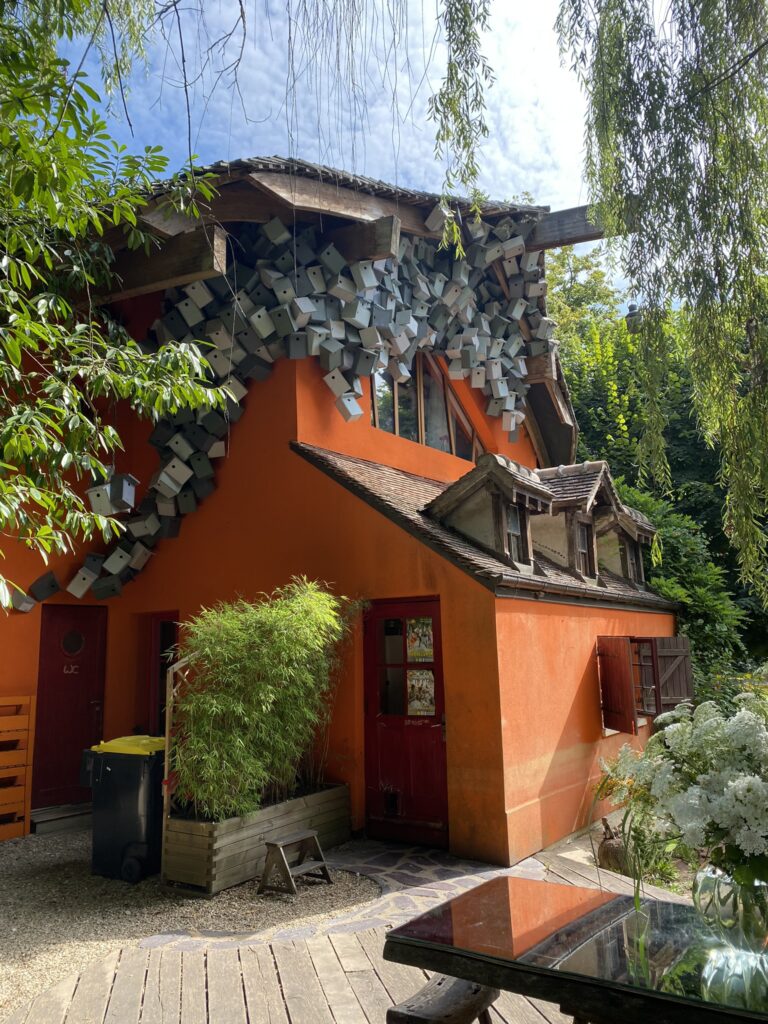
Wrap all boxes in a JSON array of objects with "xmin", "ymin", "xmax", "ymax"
[{"xmin": 72, "ymin": 0, "xmax": 589, "ymax": 210}]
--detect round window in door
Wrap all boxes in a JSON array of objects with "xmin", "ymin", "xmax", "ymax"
[{"xmin": 61, "ymin": 630, "xmax": 86, "ymax": 657}]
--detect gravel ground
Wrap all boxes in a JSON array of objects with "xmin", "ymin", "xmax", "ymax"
[{"xmin": 0, "ymin": 829, "xmax": 380, "ymax": 1021}]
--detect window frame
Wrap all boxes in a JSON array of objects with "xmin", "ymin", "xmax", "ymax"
[
  {"xmin": 371, "ymin": 352, "xmax": 485, "ymax": 462},
  {"xmin": 597, "ymin": 634, "xmax": 694, "ymax": 731},
  {"xmin": 574, "ymin": 516, "xmax": 596, "ymax": 577}
]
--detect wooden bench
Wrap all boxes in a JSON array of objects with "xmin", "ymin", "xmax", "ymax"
[
  {"xmin": 387, "ymin": 975, "xmax": 499, "ymax": 1023},
  {"xmin": 256, "ymin": 828, "xmax": 332, "ymax": 896}
]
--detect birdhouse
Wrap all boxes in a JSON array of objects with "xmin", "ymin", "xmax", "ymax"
[
  {"xmin": 271, "ymin": 276, "xmax": 296, "ymax": 304},
  {"xmin": 323, "ymin": 369, "xmax": 349, "ymax": 398},
  {"xmin": 176, "ymin": 297, "xmax": 205, "ymax": 328},
  {"xmin": 86, "ymin": 483, "xmax": 116, "ymax": 517},
  {"xmin": 29, "ymin": 571, "xmax": 60, "ymax": 602},
  {"xmin": 128, "ymin": 513, "xmax": 162, "ymax": 540},
  {"xmin": 176, "ymin": 486, "xmax": 198, "ymax": 515},
  {"xmin": 91, "ymin": 574, "xmax": 122, "ymax": 600},
  {"xmin": 129, "ymin": 542, "xmax": 153, "ymax": 571},
  {"xmin": 318, "ymin": 243, "xmax": 346, "ymax": 276},
  {"xmin": 103, "ymin": 546, "xmax": 132, "ymax": 575},
  {"xmin": 271, "ymin": 304, "xmax": 298, "ymax": 339},
  {"xmin": 335, "ymin": 393, "xmax": 363, "ymax": 422},
  {"xmin": 263, "ymin": 216, "xmax": 291, "ymax": 246},
  {"xmin": 184, "ymin": 280, "xmax": 215, "ymax": 308},
  {"xmin": 353, "ymin": 348, "xmax": 378, "ymax": 377},
  {"xmin": 66, "ymin": 566, "xmax": 97, "ymax": 599},
  {"xmin": 189, "ymin": 452, "xmax": 214, "ymax": 480},
  {"xmin": 11, "ymin": 589, "xmax": 36, "ymax": 613}
]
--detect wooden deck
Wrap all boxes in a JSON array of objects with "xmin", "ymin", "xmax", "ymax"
[
  {"xmin": 3, "ymin": 927, "xmax": 576, "ymax": 1024},
  {"xmin": 3, "ymin": 853, "xmax": 686, "ymax": 1024}
]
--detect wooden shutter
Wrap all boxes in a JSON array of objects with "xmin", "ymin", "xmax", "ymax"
[
  {"xmin": 654, "ymin": 635, "xmax": 694, "ymax": 711},
  {"xmin": 596, "ymin": 636, "xmax": 638, "ymax": 734}
]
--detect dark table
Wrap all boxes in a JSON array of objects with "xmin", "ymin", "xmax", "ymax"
[{"xmin": 383, "ymin": 875, "xmax": 768, "ymax": 1023}]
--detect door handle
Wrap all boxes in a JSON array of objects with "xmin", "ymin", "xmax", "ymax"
[{"xmin": 441, "ymin": 713, "xmax": 446, "ymax": 741}]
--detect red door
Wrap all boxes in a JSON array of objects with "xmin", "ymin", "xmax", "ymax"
[
  {"xmin": 32, "ymin": 605, "xmax": 107, "ymax": 808},
  {"xmin": 364, "ymin": 598, "xmax": 448, "ymax": 846}
]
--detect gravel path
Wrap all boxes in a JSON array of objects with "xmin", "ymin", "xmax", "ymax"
[{"xmin": 0, "ymin": 829, "xmax": 380, "ymax": 1021}]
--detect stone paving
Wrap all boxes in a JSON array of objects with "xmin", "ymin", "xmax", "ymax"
[{"xmin": 138, "ymin": 839, "xmax": 550, "ymax": 952}]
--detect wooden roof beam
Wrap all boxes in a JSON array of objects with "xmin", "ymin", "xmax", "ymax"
[
  {"xmin": 245, "ymin": 171, "xmax": 436, "ymax": 238},
  {"xmin": 100, "ymin": 225, "xmax": 227, "ymax": 303},
  {"xmin": 528, "ymin": 205, "xmax": 604, "ymax": 249},
  {"xmin": 327, "ymin": 215, "xmax": 401, "ymax": 261}
]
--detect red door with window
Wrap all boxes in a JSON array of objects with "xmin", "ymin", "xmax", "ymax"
[
  {"xmin": 364, "ymin": 598, "xmax": 449, "ymax": 846},
  {"xmin": 32, "ymin": 605, "xmax": 107, "ymax": 808}
]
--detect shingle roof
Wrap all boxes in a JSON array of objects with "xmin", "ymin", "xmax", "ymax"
[
  {"xmin": 426, "ymin": 453, "xmax": 554, "ymax": 519},
  {"xmin": 154, "ymin": 155, "xmax": 550, "ymax": 219},
  {"xmin": 537, "ymin": 461, "xmax": 610, "ymax": 510},
  {"xmin": 291, "ymin": 442, "xmax": 673, "ymax": 610}
]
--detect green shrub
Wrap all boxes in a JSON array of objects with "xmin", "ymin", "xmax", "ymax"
[{"xmin": 171, "ymin": 577, "xmax": 351, "ymax": 821}]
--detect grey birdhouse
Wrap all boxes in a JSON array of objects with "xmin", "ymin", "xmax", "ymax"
[
  {"xmin": 335, "ymin": 393, "xmax": 363, "ymax": 422},
  {"xmin": 29, "ymin": 571, "xmax": 60, "ymax": 602},
  {"xmin": 66, "ymin": 565, "xmax": 98, "ymax": 599},
  {"xmin": 102, "ymin": 546, "xmax": 131, "ymax": 576},
  {"xmin": 11, "ymin": 589, "xmax": 36, "ymax": 613},
  {"xmin": 91, "ymin": 574, "xmax": 122, "ymax": 600},
  {"xmin": 86, "ymin": 483, "xmax": 116, "ymax": 517}
]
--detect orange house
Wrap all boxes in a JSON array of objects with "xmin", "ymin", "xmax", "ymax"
[{"xmin": 0, "ymin": 158, "xmax": 686, "ymax": 866}]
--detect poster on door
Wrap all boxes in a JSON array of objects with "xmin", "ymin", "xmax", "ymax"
[
  {"xmin": 406, "ymin": 618, "xmax": 434, "ymax": 662},
  {"xmin": 407, "ymin": 669, "xmax": 435, "ymax": 716}
]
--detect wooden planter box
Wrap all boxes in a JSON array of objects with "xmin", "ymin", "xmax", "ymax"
[{"xmin": 162, "ymin": 783, "xmax": 350, "ymax": 895}]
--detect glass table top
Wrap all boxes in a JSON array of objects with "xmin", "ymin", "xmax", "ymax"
[{"xmin": 386, "ymin": 876, "xmax": 768, "ymax": 1018}]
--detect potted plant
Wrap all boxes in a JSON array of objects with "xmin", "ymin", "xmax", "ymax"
[{"xmin": 162, "ymin": 577, "xmax": 354, "ymax": 895}]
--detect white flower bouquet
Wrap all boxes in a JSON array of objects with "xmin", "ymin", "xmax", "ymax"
[{"xmin": 600, "ymin": 691, "xmax": 768, "ymax": 883}]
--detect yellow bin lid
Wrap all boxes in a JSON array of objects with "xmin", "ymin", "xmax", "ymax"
[{"xmin": 91, "ymin": 735, "xmax": 165, "ymax": 755}]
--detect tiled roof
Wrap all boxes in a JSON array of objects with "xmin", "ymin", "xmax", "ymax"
[
  {"xmin": 291, "ymin": 442, "xmax": 673, "ymax": 610},
  {"xmin": 426, "ymin": 453, "xmax": 554, "ymax": 519},
  {"xmin": 153, "ymin": 155, "xmax": 550, "ymax": 218},
  {"xmin": 537, "ymin": 461, "xmax": 609, "ymax": 509}
]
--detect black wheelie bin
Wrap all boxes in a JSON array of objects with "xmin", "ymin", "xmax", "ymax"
[{"xmin": 80, "ymin": 735, "xmax": 165, "ymax": 883}]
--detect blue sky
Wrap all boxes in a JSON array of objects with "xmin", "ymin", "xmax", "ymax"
[{"xmin": 74, "ymin": 0, "xmax": 590, "ymax": 213}]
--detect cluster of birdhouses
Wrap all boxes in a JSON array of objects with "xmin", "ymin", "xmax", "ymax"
[
  {"xmin": 11, "ymin": 211, "xmax": 558, "ymax": 609},
  {"xmin": 144, "ymin": 214, "xmax": 555, "ymax": 439}
]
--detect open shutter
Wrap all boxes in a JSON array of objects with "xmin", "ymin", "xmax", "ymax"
[
  {"xmin": 596, "ymin": 636, "xmax": 637, "ymax": 735},
  {"xmin": 654, "ymin": 635, "xmax": 694, "ymax": 712}
]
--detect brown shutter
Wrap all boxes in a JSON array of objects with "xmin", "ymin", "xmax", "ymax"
[
  {"xmin": 596, "ymin": 636, "xmax": 638, "ymax": 734},
  {"xmin": 653, "ymin": 635, "xmax": 694, "ymax": 711}
]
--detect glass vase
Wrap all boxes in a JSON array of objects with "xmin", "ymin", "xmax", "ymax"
[
  {"xmin": 693, "ymin": 865, "xmax": 768, "ymax": 954},
  {"xmin": 700, "ymin": 947, "xmax": 768, "ymax": 1012}
]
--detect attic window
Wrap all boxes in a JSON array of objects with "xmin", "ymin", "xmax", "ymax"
[
  {"xmin": 620, "ymin": 537, "xmax": 644, "ymax": 583},
  {"xmin": 505, "ymin": 504, "xmax": 528, "ymax": 563},
  {"xmin": 576, "ymin": 520, "xmax": 596, "ymax": 576},
  {"xmin": 371, "ymin": 353, "xmax": 484, "ymax": 462}
]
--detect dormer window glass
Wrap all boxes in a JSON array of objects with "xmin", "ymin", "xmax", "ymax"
[
  {"xmin": 576, "ymin": 521, "xmax": 596, "ymax": 576},
  {"xmin": 506, "ymin": 505, "xmax": 524, "ymax": 562},
  {"xmin": 620, "ymin": 537, "xmax": 644, "ymax": 583}
]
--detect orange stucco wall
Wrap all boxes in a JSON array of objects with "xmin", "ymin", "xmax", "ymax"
[
  {"xmin": 494, "ymin": 600, "xmax": 675, "ymax": 863},
  {"xmin": 0, "ymin": 291, "xmax": 675, "ymax": 864}
]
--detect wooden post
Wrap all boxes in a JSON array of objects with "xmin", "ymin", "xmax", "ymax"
[{"xmin": 161, "ymin": 655, "xmax": 190, "ymax": 885}]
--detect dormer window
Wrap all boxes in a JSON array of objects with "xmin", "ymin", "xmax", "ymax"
[
  {"xmin": 620, "ymin": 536, "xmax": 644, "ymax": 583},
  {"xmin": 505, "ymin": 504, "xmax": 528, "ymax": 563},
  {"xmin": 576, "ymin": 519, "xmax": 596, "ymax": 577}
]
